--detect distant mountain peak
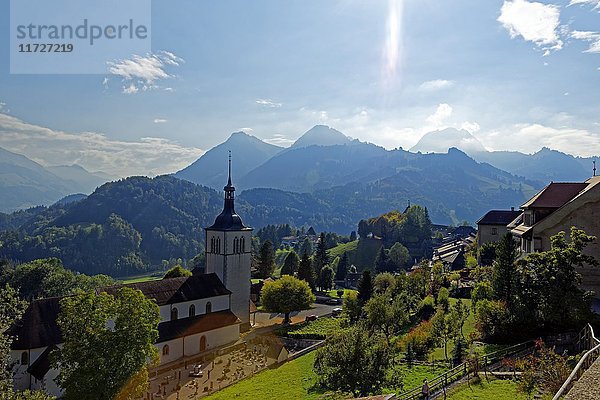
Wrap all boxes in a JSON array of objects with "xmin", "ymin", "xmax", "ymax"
[
  {"xmin": 410, "ymin": 128, "xmax": 487, "ymax": 155},
  {"xmin": 291, "ymin": 125, "xmax": 352, "ymax": 149}
]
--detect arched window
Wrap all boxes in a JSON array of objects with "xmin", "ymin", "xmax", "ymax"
[
  {"xmin": 205, "ymin": 301, "xmax": 212, "ymax": 314},
  {"xmin": 210, "ymin": 237, "xmax": 215, "ymax": 253},
  {"xmin": 21, "ymin": 352, "xmax": 28, "ymax": 365},
  {"xmin": 241, "ymin": 237, "xmax": 245, "ymax": 252},
  {"xmin": 234, "ymin": 237, "xmax": 239, "ymax": 253},
  {"xmin": 171, "ymin": 307, "xmax": 178, "ymax": 321},
  {"xmin": 189, "ymin": 304, "xmax": 196, "ymax": 317},
  {"xmin": 200, "ymin": 335, "xmax": 207, "ymax": 351},
  {"xmin": 162, "ymin": 345, "xmax": 169, "ymax": 356},
  {"xmin": 216, "ymin": 237, "xmax": 221, "ymax": 253}
]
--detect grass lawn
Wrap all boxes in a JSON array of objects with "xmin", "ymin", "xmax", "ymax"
[
  {"xmin": 204, "ymin": 351, "xmax": 449, "ymax": 400},
  {"xmin": 119, "ymin": 272, "xmax": 163, "ymax": 284},
  {"xmin": 327, "ymin": 240, "xmax": 358, "ymax": 259},
  {"xmin": 446, "ymin": 378, "xmax": 529, "ymax": 400},
  {"xmin": 385, "ymin": 363, "xmax": 449, "ymax": 393},
  {"xmin": 275, "ymin": 317, "xmax": 343, "ymax": 339},
  {"xmin": 204, "ymin": 352, "xmax": 338, "ymax": 400}
]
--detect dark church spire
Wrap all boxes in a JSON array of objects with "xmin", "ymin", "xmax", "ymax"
[{"xmin": 206, "ymin": 152, "xmax": 249, "ymax": 231}]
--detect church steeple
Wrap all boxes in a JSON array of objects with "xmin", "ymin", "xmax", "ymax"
[{"xmin": 206, "ymin": 152, "xmax": 249, "ymax": 231}]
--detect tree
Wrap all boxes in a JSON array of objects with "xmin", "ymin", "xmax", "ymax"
[
  {"xmin": 364, "ymin": 294, "xmax": 409, "ymax": 342},
  {"xmin": 437, "ymin": 287, "xmax": 450, "ymax": 312},
  {"xmin": 452, "ymin": 338, "xmax": 467, "ymax": 366},
  {"xmin": 373, "ymin": 272, "xmax": 396, "ymax": 294},
  {"xmin": 343, "ymin": 291, "xmax": 363, "ymax": 324},
  {"xmin": 350, "ymin": 231, "xmax": 357, "ymax": 241},
  {"xmin": 471, "ymin": 281, "xmax": 493, "ymax": 310},
  {"xmin": 313, "ymin": 233, "xmax": 330, "ymax": 275},
  {"xmin": 389, "ymin": 242, "xmax": 410, "ymax": 270},
  {"xmin": 451, "ymin": 298, "xmax": 469, "ymax": 338},
  {"xmin": 492, "ymin": 233, "xmax": 519, "ymax": 304},
  {"xmin": 54, "ymin": 287, "xmax": 161, "ymax": 400},
  {"xmin": 431, "ymin": 308, "xmax": 456, "ymax": 361},
  {"xmin": 374, "ymin": 246, "xmax": 392, "ymax": 273},
  {"xmin": 256, "ymin": 240, "xmax": 276, "ymax": 278},
  {"xmin": 0, "ymin": 284, "xmax": 27, "ymax": 394},
  {"xmin": 318, "ymin": 266, "xmax": 335, "ymax": 291},
  {"xmin": 314, "ymin": 326, "xmax": 392, "ymax": 397},
  {"xmin": 299, "ymin": 238, "xmax": 313, "ymax": 257},
  {"xmin": 163, "ymin": 265, "xmax": 191, "ymax": 279},
  {"xmin": 478, "ymin": 242, "xmax": 497, "ymax": 267},
  {"xmin": 297, "ymin": 251, "xmax": 316, "ymax": 290},
  {"xmin": 336, "ymin": 252, "xmax": 349, "ymax": 281},
  {"xmin": 260, "ymin": 275, "xmax": 315, "ymax": 324},
  {"xmin": 281, "ymin": 250, "xmax": 300, "ymax": 276},
  {"xmin": 357, "ymin": 270, "xmax": 374, "ymax": 304}
]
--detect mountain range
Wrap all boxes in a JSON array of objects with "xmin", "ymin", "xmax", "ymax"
[{"xmin": 0, "ymin": 146, "xmax": 112, "ymax": 212}]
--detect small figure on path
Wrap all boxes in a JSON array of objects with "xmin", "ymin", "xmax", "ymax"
[{"xmin": 421, "ymin": 379, "xmax": 430, "ymax": 400}]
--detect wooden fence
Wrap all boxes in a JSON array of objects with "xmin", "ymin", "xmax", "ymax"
[{"xmin": 395, "ymin": 341, "xmax": 535, "ymax": 400}]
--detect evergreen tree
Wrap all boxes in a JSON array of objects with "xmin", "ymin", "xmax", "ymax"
[
  {"xmin": 357, "ymin": 270, "xmax": 374, "ymax": 304},
  {"xmin": 375, "ymin": 246, "xmax": 392, "ymax": 273},
  {"xmin": 299, "ymin": 238, "xmax": 313, "ymax": 257},
  {"xmin": 297, "ymin": 251, "xmax": 315, "ymax": 290},
  {"xmin": 257, "ymin": 240, "xmax": 276, "ymax": 278},
  {"xmin": 492, "ymin": 232, "xmax": 519, "ymax": 305},
  {"xmin": 281, "ymin": 250, "xmax": 300, "ymax": 276},
  {"xmin": 318, "ymin": 266, "xmax": 335, "ymax": 291},
  {"xmin": 336, "ymin": 252, "xmax": 349, "ymax": 281},
  {"xmin": 314, "ymin": 232, "xmax": 330, "ymax": 274},
  {"xmin": 350, "ymin": 231, "xmax": 357, "ymax": 241}
]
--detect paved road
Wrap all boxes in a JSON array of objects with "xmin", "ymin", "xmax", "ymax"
[{"xmin": 252, "ymin": 303, "xmax": 339, "ymax": 328}]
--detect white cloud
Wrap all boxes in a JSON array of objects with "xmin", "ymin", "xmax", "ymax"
[
  {"xmin": 426, "ymin": 103, "xmax": 453, "ymax": 127},
  {"xmin": 238, "ymin": 127, "xmax": 253, "ymax": 133},
  {"xmin": 460, "ymin": 121, "xmax": 481, "ymax": 134},
  {"xmin": 418, "ymin": 79, "xmax": 455, "ymax": 92},
  {"xmin": 107, "ymin": 51, "xmax": 183, "ymax": 94},
  {"xmin": 569, "ymin": 0, "xmax": 600, "ymax": 10},
  {"xmin": 0, "ymin": 113, "xmax": 203, "ymax": 177},
  {"xmin": 264, "ymin": 134, "xmax": 295, "ymax": 147},
  {"xmin": 153, "ymin": 118, "xmax": 168, "ymax": 124},
  {"xmin": 572, "ymin": 31, "xmax": 600, "ymax": 53},
  {"xmin": 480, "ymin": 123, "xmax": 600, "ymax": 157},
  {"xmin": 498, "ymin": 0, "xmax": 563, "ymax": 55},
  {"xmin": 255, "ymin": 99, "xmax": 282, "ymax": 108}
]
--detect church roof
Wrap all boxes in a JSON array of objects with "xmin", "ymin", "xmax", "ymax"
[
  {"xmin": 27, "ymin": 344, "xmax": 58, "ymax": 380},
  {"xmin": 158, "ymin": 310, "xmax": 239, "ymax": 342},
  {"xmin": 9, "ymin": 274, "xmax": 231, "ymax": 350},
  {"xmin": 101, "ymin": 273, "xmax": 231, "ymax": 306}
]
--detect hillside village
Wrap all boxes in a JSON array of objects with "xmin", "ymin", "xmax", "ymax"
[{"xmin": 1, "ymin": 158, "xmax": 599, "ymax": 400}]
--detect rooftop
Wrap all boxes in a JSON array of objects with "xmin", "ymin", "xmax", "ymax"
[
  {"xmin": 477, "ymin": 209, "xmax": 522, "ymax": 226},
  {"xmin": 521, "ymin": 182, "xmax": 588, "ymax": 209}
]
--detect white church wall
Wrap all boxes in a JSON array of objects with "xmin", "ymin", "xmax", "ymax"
[{"xmin": 157, "ymin": 338, "xmax": 184, "ymax": 365}]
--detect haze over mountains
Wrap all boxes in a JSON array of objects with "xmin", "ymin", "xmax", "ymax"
[{"xmin": 0, "ymin": 146, "xmax": 111, "ymax": 212}]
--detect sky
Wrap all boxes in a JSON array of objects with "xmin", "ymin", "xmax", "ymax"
[{"xmin": 0, "ymin": 0, "xmax": 599, "ymax": 177}]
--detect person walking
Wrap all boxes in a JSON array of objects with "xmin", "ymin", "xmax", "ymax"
[{"xmin": 421, "ymin": 379, "xmax": 430, "ymax": 400}]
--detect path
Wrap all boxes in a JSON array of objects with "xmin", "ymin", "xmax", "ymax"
[{"xmin": 565, "ymin": 356, "xmax": 600, "ymax": 400}]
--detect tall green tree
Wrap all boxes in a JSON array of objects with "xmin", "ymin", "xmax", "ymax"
[
  {"xmin": 256, "ymin": 240, "xmax": 276, "ymax": 278},
  {"xmin": 389, "ymin": 242, "xmax": 410, "ymax": 270},
  {"xmin": 313, "ymin": 232, "xmax": 330, "ymax": 275},
  {"xmin": 492, "ymin": 233, "xmax": 519, "ymax": 305},
  {"xmin": 281, "ymin": 250, "xmax": 300, "ymax": 276},
  {"xmin": 363, "ymin": 294, "xmax": 409, "ymax": 342},
  {"xmin": 260, "ymin": 275, "xmax": 315, "ymax": 324},
  {"xmin": 357, "ymin": 270, "xmax": 374, "ymax": 304},
  {"xmin": 374, "ymin": 246, "xmax": 392, "ymax": 273},
  {"xmin": 0, "ymin": 284, "xmax": 27, "ymax": 395},
  {"xmin": 297, "ymin": 251, "xmax": 315, "ymax": 290},
  {"xmin": 163, "ymin": 265, "xmax": 191, "ymax": 279},
  {"xmin": 54, "ymin": 287, "xmax": 161, "ymax": 400},
  {"xmin": 314, "ymin": 325, "xmax": 392, "ymax": 397},
  {"xmin": 335, "ymin": 252, "xmax": 349, "ymax": 281},
  {"xmin": 318, "ymin": 266, "xmax": 335, "ymax": 291}
]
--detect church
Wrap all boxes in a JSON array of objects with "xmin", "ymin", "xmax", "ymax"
[{"xmin": 9, "ymin": 160, "xmax": 253, "ymax": 397}]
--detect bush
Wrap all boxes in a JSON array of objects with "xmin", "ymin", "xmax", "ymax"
[
  {"xmin": 419, "ymin": 295, "xmax": 436, "ymax": 320},
  {"xmin": 473, "ymin": 299, "xmax": 510, "ymax": 342},
  {"xmin": 399, "ymin": 320, "xmax": 435, "ymax": 360}
]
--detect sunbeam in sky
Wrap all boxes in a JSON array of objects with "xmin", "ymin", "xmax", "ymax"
[{"xmin": 382, "ymin": 0, "xmax": 403, "ymax": 87}]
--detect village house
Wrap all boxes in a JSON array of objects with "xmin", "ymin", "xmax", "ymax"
[
  {"xmin": 476, "ymin": 208, "xmax": 522, "ymax": 247},
  {"xmin": 510, "ymin": 176, "xmax": 600, "ymax": 295}
]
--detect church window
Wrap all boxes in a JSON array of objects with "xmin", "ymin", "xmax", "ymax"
[
  {"xmin": 171, "ymin": 307, "xmax": 178, "ymax": 321},
  {"xmin": 234, "ymin": 237, "xmax": 239, "ymax": 253},
  {"xmin": 241, "ymin": 237, "xmax": 245, "ymax": 252},
  {"xmin": 189, "ymin": 304, "xmax": 195, "ymax": 317},
  {"xmin": 162, "ymin": 345, "xmax": 169, "ymax": 356},
  {"xmin": 216, "ymin": 237, "xmax": 221, "ymax": 253},
  {"xmin": 21, "ymin": 352, "xmax": 28, "ymax": 365},
  {"xmin": 206, "ymin": 301, "xmax": 212, "ymax": 314},
  {"xmin": 210, "ymin": 237, "xmax": 215, "ymax": 253}
]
